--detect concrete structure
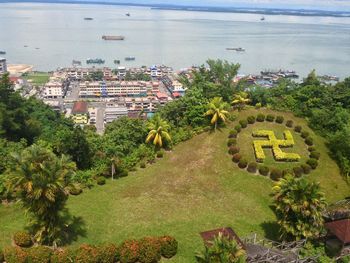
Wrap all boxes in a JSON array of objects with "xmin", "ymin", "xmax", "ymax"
[
  {"xmin": 43, "ymin": 81, "xmax": 63, "ymax": 99},
  {"xmin": 0, "ymin": 58, "xmax": 7, "ymax": 74},
  {"xmin": 104, "ymin": 103, "xmax": 128, "ymax": 123},
  {"xmin": 71, "ymin": 101, "xmax": 89, "ymax": 124},
  {"xmin": 63, "ymin": 67, "xmax": 112, "ymax": 80}
]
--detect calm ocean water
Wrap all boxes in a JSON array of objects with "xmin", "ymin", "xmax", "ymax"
[{"xmin": 0, "ymin": 3, "xmax": 349, "ymax": 78}]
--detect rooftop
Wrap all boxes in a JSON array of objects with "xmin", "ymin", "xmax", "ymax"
[{"xmin": 72, "ymin": 101, "xmax": 88, "ymax": 114}]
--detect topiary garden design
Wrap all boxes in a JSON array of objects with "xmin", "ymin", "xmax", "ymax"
[{"xmin": 228, "ymin": 113, "xmax": 320, "ymax": 180}]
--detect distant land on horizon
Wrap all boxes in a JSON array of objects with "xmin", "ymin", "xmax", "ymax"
[{"xmin": 1, "ymin": 0, "xmax": 350, "ymax": 18}]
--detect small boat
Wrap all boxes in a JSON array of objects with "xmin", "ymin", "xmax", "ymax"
[
  {"xmin": 125, "ymin": 57, "xmax": 135, "ymax": 61},
  {"xmin": 84, "ymin": 17, "xmax": 93, "ymax": 20},
  {"xmin": 114, "ymin": 60, "xmax": 121, "ymax": 64},
  {"xmin": 24, "ymin": 45, "xmax": 28, "ymax": 48},
  {"xmin": 72, "ymin": 60, "xmax": 82, "ymax": 66},
  {"xmin": 0, "ymin": 51, "xmax": 6, "ymax": 55},
  {"xmin": 226, "ymin": 47, "xmax": 245, "ymax": 52},
  {"xmin": 126, "ymin": 13, "xmax": 130, "ymax": 17},
  {"xmin": 35, "ymin": 47, "xmax": 40, "ymax": 50},
  {"xmin": 102, "ymin": 35, "xmax": 125, "ymax": 41},
  {"xmin": 86, "ymin": 58, "xmax": 105, "ymax": 64},
  {"xmin": 261, "ymin": 16, "xmax": 265, "ymax": 21}
]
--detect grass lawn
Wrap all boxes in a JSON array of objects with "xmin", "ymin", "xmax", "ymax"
[
  {"xmin": 23, "ymin": 72, "xmax": 50, "ymax": 85},
  {"xmin": 0, "ymin": 108, "xmax": 349, "ymax": 262}
]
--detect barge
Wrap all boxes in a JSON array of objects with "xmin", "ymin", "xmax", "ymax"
[{"xmin": 102, "ymin": 35, "xmax": 125, "ymax": 41}]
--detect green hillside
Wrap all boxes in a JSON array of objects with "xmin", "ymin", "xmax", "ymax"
[{"xmin": 0, "ymin": 108, "xmax": 348, "ymax": 262}]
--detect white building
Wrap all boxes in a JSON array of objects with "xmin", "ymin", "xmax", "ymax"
[
  {"xmin": 0, "ymin": 58, "xmax": 7, "ymax": 74},
  {"xmin": 43, "ymin": 81, "xmax": 63, "ymax": 99},
  {"xmin": 104, "ymin": 103, "xmax": 128, "ymax": 123}
]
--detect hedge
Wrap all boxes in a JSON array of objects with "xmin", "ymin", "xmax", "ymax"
[
  {"xmin": 234, "ymin": 124, "xmax": 242, "ymax": 132},
  {"xmin": 247, "ymin": 162, "xmax": 258, "ymax": 173},
  {"xmin": 227, "ymin": 138, "xmax": 237, "ymax": 147},
  {"xmin": 159, "ymin": 236, "xmax": 178, "ymax": 258},
  {"xmin": 301, "ymin": 164, "xmax": 312, "ymax": 174},
  {"xmin": 307, "ymin": 158, "xmax": 318, "ymax": 169},
  {"xmin": 119, "ymin": 240, "xmax": 140, "ymax": 263},
  {"xmin": 258, "ymin": 166, "xmax": 269, "ymax": 176},
  {"xmin": 138, "ymin": 237, "xmax": 161, "ymax": 263},
  {"xmin": 3, "ymin": 247, "xmax": 27, "ymax": 263},
  {"xmin": 310, "ymin": 151, "xmax": 320, "ymax": 160},
  {"xmin": 140, "ymin": 161, "xmax": 146, "ymax": 168},
  {"xmin": 256, "ymin": 113, "xmax": 265, "ymax": 122},
  {"xmin": 69, "ymin": 184, "xmax": 83, "ymax": 196},
  {"xmin": 266, "ymin": 114, "xmax": 275, "ymax": 122},
  {"xmin": 156, "ymin": 151, "xmax": 164, "ymax": 158},
  {"xmin": 239, "ymin": 119, "xmax": 248, "ymax": 128},
  {"xmin": 305, "ymin": 137, "xmax": 314, "ymax": 146},
  {"xmin": 232, "ymin": 153, "xmax": 242, "ymax": 163},
  {"xmin": 0, "ymin": 248, "xmax": 3, "ymax": 263},
  {"xmin": 13, "ymin": 231, "xmax": 32, "ymax": 248},
  {"xmin": 98, "ymin": 243, "xmax": 119, "ymax": 263},
  {"xmin": 27, "ymin": 246, "xmax": 52, "ymax": 263},
  {"xmin": 247, "ymin": 116, "xmax": 256, "ymax": 124},
  {"xmin": 50, "ymin": 249, "xmax": 74, "ymax": 263},
  {"xmin": 270, "ymin": 168, "xmax": 282, "ymax": 181},
  {"xmin": 301, "ymin": 131, "xmax": 310, "ymax": 138},
  {"xmin": 228, "ymin": 130, "xmax": 238, "ymax": 138},
  {"xmin": 294, "ymin": 125, "xmax": 302, "ymax": 133},
  {"xmin": 282, "ymin": 169, "xmax": 293, "ymax": 177},
  {"xmin": 275, "ymin": 116, "xmax": 284, "ymax": 124},
  {"xmin": 238, "ymin": 158, "xmax": 248, "ymax": 169},
  {"xmin": 293, "ymin": 166, "xmax": 304, "ymax": 177},
  {"xmin": 75, "ymin": 244, "xmax": 100, "ymax": 263},
  {"xmin": 228, "ymin": 146, "xmax": 240, "ymax": 155},
  {"xmin": 286, "ymin": 120, "xmax": 293, "ymax": 128},
  {"xmin": 308, "ymin": 146, "xmax": 316, "ymax": 152},
  {"xmin": 96, "ymin": 177, "xmax": 106, "ymax": 185}
]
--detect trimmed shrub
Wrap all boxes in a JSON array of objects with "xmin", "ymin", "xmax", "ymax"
[
  {"xmin": 294, "ymin": 125, "xmax": 302, "ymax": 133},
  {"xmin": 13, "ymin": 231, "xmax": 32, "ymax": 248},
  {"xmin": 307, "ymin": 158, "xmax": 318, "ymax": 169},
  {"xmin": 293, "ymin": 166, "xmax": 304, "ymax": 177},
  {"xmin": 255, "ymin": 103, "xmax": 262, "ymax": 109},
  {"xmin": 3, "ymin": 247, "xmax": 27, "ymax": 263},
  {"xmin": 140, "ymin": 161, "xmax": 146, "ymax": 168},
  {"xmin": 232, "ymin": 153, "xmax": 242, "ymax": 163},
  {"xmin": 228, "ymin": 130, "xmax": 238, "ymax": 138},
  {"xmin": 270, "ymin": 168, "xmax": 282, "ymax": 181},
  {"xmin": 119, "ymin": 170, "xmax": 129, "ymax": 177},
  {"xmin": 256, "ymin": 113, "xmax": 265, "ymax": 122},
  {"xmin": 0, "ymin": 248, "xmax": 3, "ymax": 263},
  {"xmin": 308, "ymin": 146, "xmax": 316, "ymax": 152},
  {"xmin": 156, "ymin": 151, "xmax": 164, "ymax": 158},
  {"xmin": 286, "ymin": 120, "xmax": 293, "ymax": 128},
  {"xmin": 159, "ymin": 236, "xmax": 178, "ymax": 259},
  {"xmin": 247, "ymin": 162, "xmax": 258, "ymax": 173},
  {"xmin": 234, "ymin": 124, "xmax": 242, "ymax": 132},
  {"xmin": 301, "ymin": 131, "xmax": 310, "ymax": 138},
  {"xmin": 228, "ymin": 146, "xmax": 240, "ymax": 155},
  {"xmin": 119, "ymin": 240, "xmax": 140, "ymax": 263},
  {"xmin": 275, "ymin": 116, "xmax": 284, "ymax": 124},
  {"xmin": 50, "ymin": 249, "xmax": 74, "ymax": 263},
  {"xmin": 238, "ymin": 158, "xmax": 248, "ymax": 169},
  {"xmin": 282, "ymin": 169, "xmax": 293, "ymax": 177},
  {"xmin": 266, "ymin": 114, "xmax": 275, "ymax": 122},
  {"xmin": 96, "ymin": 177, "xmax": 106, "ymax": 185},
  {"xmin": 310, "ymin": 151, "xmax": 320, "ymax": 160},
  {"xmin": 98, "ymin": 243, "xmax": 119, "ymax": 263},
  {"xmin": 258, "ymin": 166, "xmax": 269, "ymax": 176},
  {"xmin": 305, "ymin": 137, "xmax": 314, "ymax": 146},
  {"xmin": 301, "ymin": 164, "xmax": 312, "ymax": 174},
  {"xmin": 247, "ymin": 116, "xmax": 256, "ymax": 124},
  {"xmin": 27, "ymin": 246, "xmax": 52, "ymax": 263},
  {"xmin": 75, "ymin": 244, "xmax": 100, "ymax": 263},
  {"xmin": 69, "ymin": 184, "xmax": 82, "ymax": 196},
  {"xmin": 227, "ymin": 138, "xmax": 237, "ymax": 147},
  {"xmin": 138, "ymin": 237, "xmax": 161, "ymax": 263},
  {"xmin": 239, "ymin": 119, "xmax": 248, "ymax": 128}
]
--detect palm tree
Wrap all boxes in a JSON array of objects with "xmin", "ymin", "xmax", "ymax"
[
  {"xmin": 205, "ymin": 97, "xmax": 230, "ymax": 130},
  {"xmin": 5, "ymin": 145, "xmax": 76, "ymax": 246},
  {"xmin": 110, "ymin": 156, "xmax": 121, "ymax": 180},
  {"xmin": 145, "ymin": 115, "xmax": 171, "ymax": 148},
  {"xmin": 231, "ymin": 92, "xmax": 250, "ymax": 111},
  {"xmin": 272, "ymin": 175, "xmax": 326, "ymax": 241}
]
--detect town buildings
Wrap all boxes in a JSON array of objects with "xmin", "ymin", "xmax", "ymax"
[
  {"xmin": 0, "ymin": 58, "xmax": 7, "ymax": 75},
  {"xmin": 71, "ymin": 101, "xmax": 89, "ymax": 125}
]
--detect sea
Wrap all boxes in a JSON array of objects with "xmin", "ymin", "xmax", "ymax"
[{"xmin": 0, "ymin": 3, "xmax": 349, "ymax": 78}]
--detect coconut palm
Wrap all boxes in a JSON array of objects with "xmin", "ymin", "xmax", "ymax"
[
  {"xmin": 205, "ymin": 97, "xmax": 230, "ymax": 130},
  {"xmin": 110, "ymin": 156, "xmax": 121, "ymax": 180},
  {"xmin": 272, "ymin": 175, "xmax": 326, "ymax": 241},
  {"xmin": 231, "ymin": 92, "xmax": 250, "ymax": 111},
  {"xmin": 5, "ymin": 145, "xmax": 76, "ymax": 246},
  {"xmin": 145, "ymin": 115, "xmax": 171, "ymax": 148}
]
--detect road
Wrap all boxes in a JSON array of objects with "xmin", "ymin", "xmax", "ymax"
[{"xmin": 96, "ymin": 107, "xmax": 105, "ymax": 134}]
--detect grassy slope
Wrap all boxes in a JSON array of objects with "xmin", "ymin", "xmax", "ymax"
[{"xmin": 0, "ymin": 108, "xmax": 348, "ymax": 262}]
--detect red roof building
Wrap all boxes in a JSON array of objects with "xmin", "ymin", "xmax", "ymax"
[{"xmin": 72, "ymin": 101, "xmax": 88, "ymax": 114}]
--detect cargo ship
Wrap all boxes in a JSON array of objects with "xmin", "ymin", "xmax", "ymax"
[
  {"xmin": 102, "ymin": 35, "xmax": 125, "ymax": 41},
  {"xmin": 125, "ymin": 57, "xmax": 135, "ymax": 61},
  {"xmin": 0, "ymin": 51, "xmax": 6, "ymax": 55},
  {"xmin": 84, "ymin": 17, "xmax": 93, "ymax": 20},
  {"xmin": 86, "ymin": 58, "xmax": 105, "ymax": 64},
  {"xmin": 226, "ymin": 47, "xmax": 245, "ymax": 52}
]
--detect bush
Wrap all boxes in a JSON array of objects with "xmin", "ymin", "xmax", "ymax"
[
  {"xmin": 50, "ymin": 249, "xmax": 74, "ymax": 263},
  {"xmin": 69, "ymin": 184, "xmax": 83, "ymax": 196},
  {"xmin": 239, "ymin": 119, "xmax": 248, "ymax": 128},
  {"xmin": 282, "ymin": 169, "xmax": 293, "ymax": 177},
  {"xmin": 75, "ymin": 244, "xmax": 100, "ymax": 263},
  {"xmin": 305, "ymin": 137, "xmax": 314, "ymax": 146},
  {"xmin": 294, "ymin": 125, "xmax": 302, "ymax": 133},
  {"xmin": 227, "ymin": 138, "xmax": 237, "ymax": 147},
  {"xmin": 258, "ymin": 165, "xmax": 269, "ymax": 176},
  {"xmin": 228, "ymin": 146, "xmax": 240, "ymax": 155},
  {"xmin": 138, "ymin": 237, "xmax": 161, "ymax": 263},
  {"xmin": 308, "ymin": 146, "xmax": 316, "ymax": 152},
  {"xmin": 159, "ymin": 236, "xmax": 178, "ymax": 259},
  {"xmin": 13, "ymin": 231, "xmax": 32, "ymax": 247},
  {"xmin": 301, "ymin": 164, "xmax": 312, "ymax": 174},
  {"xmin": 310, "ymin": 151, "xmax": 320, "ymax": 160},
  {"xmin": 119, "ymin": 169, "xmax": 129, "ymax": 177},
  {"xmin": 98, "ymin": 243, "xmax": 119, "ymax": 263},
  {"xmin": 307, "ymin": 158, "xmax": 318, "ymax": 169},
  {"xmin": 286, "ymin": 120, "xmax": 294, "ymax": 128},
  {"xmin": 228, "ymin": 130, "xmax": 238, "ymax": 138},
  {"xmin": 156, "ymin": 151, "xmax": 164, "ymax": 158},
  {"xmin": 234, "ymin": 124, "xmax": 242, "ymax": 132},
  {"xmin": 247, "ymin": 116, "xmax": 256, "ymax": 124},
  {"xmin": 255, "ymin": 102, "xmax": 262, "ymax": 109},
  {"xmin": 3, "ymin": 247, "xmax": 27, "ymax": 263},
  {"xmin": 247, "ymin": 162, "xmax": 258, "ymax": 173},
  {"xmin": 266, "ymin": 114, "xmax": 275, "ymax": 122},
  {"xmin": 238, "ymin": 158, "xmax": 248, "ymax": 169},
  {"xmin": 140, "ymin": 161, "xmax": 146, "ymax": 168},
  {"xmin": 96, "ymin": 177, "xmax": 106, "ymax": 185},
  {"xmin": 0, "ymin": 248, "xmax": 3, "ymax": 263},
  {"xmin": 256, "ymin": 113, "xmax": 265, "ymax": 122},
  {"xmin": 275, "ymin": 116, "xmax": 284, "ymax": 124},
  {"xmin": 119, "ymin": 240, "xmax": 140, "ymax": 263},
  {"xmin": 270, "ymin": 168, "xmax": 282, "ymax": 181},
  {"xmin": 232, "ymin": 153, "xmax": 242, "ymax": 163},
  {"xmin": 293, "ymin": 166, "xmax": 304, "ymax": 177},
  {"xmin": 301, "ymin": 131, "xmax": 310, "ymax": 138},
  {"xmin": 27, "ymin": 246, "xmax": 52, "ymax": 263}
]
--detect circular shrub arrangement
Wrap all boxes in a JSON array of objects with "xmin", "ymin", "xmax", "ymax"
[
  {"xmin": 286, "ymin": 120, "xmax": 294, "ymax": 128},
  {"xmin": 275, "ymin": 116, "xmax": 284, "ymax": 124},
  {"xmin": 270, "ymin": 168, "xmax": 282, "ymax": 181},
  {"xmin": 119, "ymin": 240, "xmax": 140, "ymax": 263},
  {"xmin": 3, "ymin": 246, "xmax": 27, "ymax": 263},
  {"xmin": 308, "ymin": 146, "xmax": 316, "ymax": 152},
  {"xmin": 234, "ymin": 124, "xmax": 242, "ymax": 132},
  {"xmin": 156, "ymin": 151, "xmax": 164, "ymax": 158},
  {"xmin": 310, "ymin": 151, "xmax": 320, "ymax": 160},
  {"xmin": 75, "ymin": 244, "xmax": 100, "ymax": 263},
  {"xmin": 239, "ymin": 119, "xmax": 248, "ymax": 128},
  {"xmin": 258, "ymin": 165, "xmax": 269, "ymax": 176},
  {"xmin": 294, "ymin": 125, "xmax": 302, "ymax": 133},
  {"xmin": 301, "ymin": 164, "xmax": 312, "ymax": 174},
  {"xmin": 232, "ymin": 153, "xmax": 242, "ymax": 163},
  {"xmin": 307, "ymin": 158, "xmax": 318, "ymax": 169},
  {"xmin": 69, "ymin": 184, "xmax": 82, "ymax": 196},
  {"xmin": 159, "ymin": 236, "xmax": 178, "ymax": 259},
  {"xmin": 305, "ymin": 137, "xmax": 314, "ymax": 146},
  {"xmin": 228, "ymin": 130, "xmax": 238, "ymax": 138},
  {"xmin": 293, "ymin": 166, "xmax": 304, "ymax": 177},
  {"xmin": 228, "ymin": 146, "xmax": 240, "ymax": 155},
  {"xmin": 138, "ymin": 237, "xmax": 161, "ymax": 263},
  {"xmin": 96, "ymin": 177, "xmax": 106, "ymax": 185},
  {"xmin": 282, "ymin": 168, "xmax": 293, "ymax": 177},
  {"xmin": 256, "ymin": 113, "xmax": 265, "ymax": 122},
  {"xmin": 98, "ymin": 243, "xmax": 119, "ymax": 263},
  {"xmin": 238, "ymin": 158, "xmax": 248, "ymax": 169},
  {"xmin": 27, "ymin": 246, "xmax": 52, "ymax": 263},
  {"xmin": 227, "ymin": 138, "xmax": 237, "ymax": 147},
  {"xmin": 140, "ymin": 161, "xmax": 146, "ymax": 168},
  {"xmin": 13, "ymin": 231, "xmax": 32, "ymax": 248},
  {"xmin": 266, "ymin": 114, "xmax": 275, "ymax": 122},
  {"xmin": 50, "ymin": 249, "xmax": 73, "ymax": 263},
  {"xmin": 301, "ymin": 131, "xmax": 310, "ymax": 138},
  {"xmin": 247, "ymin": 162, "xmax": 258, "ymax": 173},
  {"xmin": 247, "ymin": 116, "xmax": 256, "ymax": 124}
]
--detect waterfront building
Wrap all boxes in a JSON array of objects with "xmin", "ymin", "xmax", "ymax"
[
  {"xmin": 0, "ymin": 58, "xmax": 7, "ymax": 75},
  {"xmin": 71, "ymin": 101, "xmax": 89, "ymax": 124},
  {"xmin": 104, "ymin": 103, "xmax": 128, "ymax": 123},
  {"xmin": 62, "ymin": 67, "xmax": 112, "ymax": 80}
]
